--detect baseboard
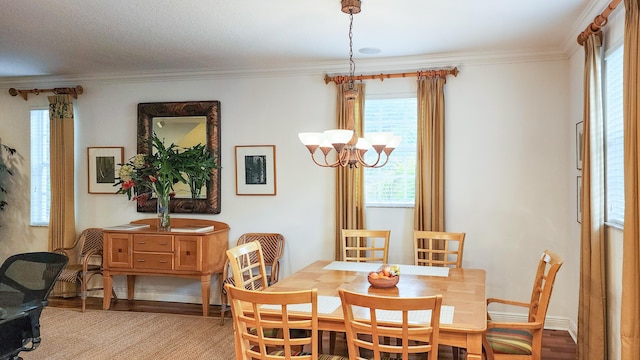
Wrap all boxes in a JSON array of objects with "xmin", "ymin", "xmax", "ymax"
[{"xmin": 489, "ymin": 310, "xmax": 576, "ymax": 340}]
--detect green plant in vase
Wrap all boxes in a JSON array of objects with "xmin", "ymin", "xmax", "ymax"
[
  {"xmin": 115, "ymin": 133, "xmax": 186, "ymax": 231},
  {"xmin": 178, "ymin": 143, "xmax": 217, "ymax": 199}
]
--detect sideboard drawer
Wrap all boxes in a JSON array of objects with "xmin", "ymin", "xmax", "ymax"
[
  {"xmin": 133, "ymin": 253, "xmax": 173, "ymax": 270},
  {"xmin": 133, "ymin": 234, "xmax": 173, "ymax": 252}
]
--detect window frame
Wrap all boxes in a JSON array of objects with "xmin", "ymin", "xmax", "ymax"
[{"xmin": 363, "ymin": 92, "xmax": 417, "ymax": 208}]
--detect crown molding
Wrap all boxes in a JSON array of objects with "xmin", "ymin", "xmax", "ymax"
[{"xmin": 0, "ymin": 48, "xmax": 569, "ymax": 88}]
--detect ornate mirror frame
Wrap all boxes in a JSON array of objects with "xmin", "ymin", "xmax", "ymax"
[{"xmin": 137, "ymin": 101, "xmax": 221, "ymax": 214}]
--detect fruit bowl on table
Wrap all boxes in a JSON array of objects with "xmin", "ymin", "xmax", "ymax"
[{"xmin": 367, "ymin": 264, "xmax": 400, "ymax": 288}]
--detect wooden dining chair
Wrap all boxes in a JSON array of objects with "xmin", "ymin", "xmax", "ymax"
[
  {"xmin": 338, "ymin": 288, "xmax": 442, "ymax": 360},
  {"xmin": 225, "ymin": 284, "xmax": 347, "ymax": 360},
  {"xmin": 413, "ymin": 230, "xmax": 466, "ymax": 268},
  {"xmin": 225, "ymin": 240, "xmax": 270, "ymax": 292},
  {"xmin": 483, "ymin": 250, "xmax": 564, "ymax": 360},
  {"xmin": 220, "ymin": 233, "xmax": 285, "ymax": 324},
  {"xmin": 341, "ymin": 229, "xmax": 390, "ymax": 263},
  {"xmin": 325, "ymin": 229, "xmax": 391, "ymax": 354}
]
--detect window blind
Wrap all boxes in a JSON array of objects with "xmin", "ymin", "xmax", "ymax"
[
  {"xmin": 30, "ymin": 108, "xmax": 50, "ymax": 226},
  {"xmin": 364, "ymin": 97, "xmax": 417, "ymax": 207},
  {"xmin": 604, "ymin": 45, "xmax": 624, "ymax": 226}
]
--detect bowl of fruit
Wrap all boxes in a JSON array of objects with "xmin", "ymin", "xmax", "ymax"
[{"xmin": 367, "ymin": 264, "xmax": 400, "ymax": 288}]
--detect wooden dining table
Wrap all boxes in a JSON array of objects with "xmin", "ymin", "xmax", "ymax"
[{"xmin": 265, "ymin": 260, "xmax": 487, "ymax": 360}]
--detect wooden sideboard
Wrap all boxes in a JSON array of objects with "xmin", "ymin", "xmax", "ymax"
[{"xmin": 102, "ymin": 218, "xmax": 229, "ymax": 316}]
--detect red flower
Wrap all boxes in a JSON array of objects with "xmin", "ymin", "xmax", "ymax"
[
  {"xmin": 122, "ymin": 179, "xmax": 135, "ymax": 190},
  {"xmin": 149, "ymin": 175, "xmax": 157, "ymax": 183},
  {"xmin": 169, "ymin": 192, "xmax": 176, "ymax": 198}
]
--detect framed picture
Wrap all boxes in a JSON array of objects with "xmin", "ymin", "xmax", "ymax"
[
  {"xmin": 577, "ymin": 175, "xmax": 582, "ymax": 223},
  {"xmin": 235, "ymin": 145, "xmax": 276, "ymax": 196},
  {"xmin": 88, "ymin": 147, "xmax": 124, "ymax": 194},
  {"xmin": 576, "ymin": 121, "xmax": 584, "ymax": 170}
]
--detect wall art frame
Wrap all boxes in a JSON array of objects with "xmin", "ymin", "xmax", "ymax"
[
  {"xmin": 235, "ymin": 145, "xmax": 276, "ymax": 196},
  {"xmin": 88, "ymin": 146, "xmax": 124, "ymax": 194}
]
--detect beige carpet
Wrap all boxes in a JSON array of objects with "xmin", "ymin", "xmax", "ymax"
[{"xmin": 20, "ymin": 307, "xmax": 235, "ymax": 360}]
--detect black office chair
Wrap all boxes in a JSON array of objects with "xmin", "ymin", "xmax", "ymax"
[{"xmin": 0, "ymin": 252, "xmax": 68, "ymax": 360}]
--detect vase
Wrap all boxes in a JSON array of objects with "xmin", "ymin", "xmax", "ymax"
[{"xmin": 156, "ymin": 193, "xmax": 171, "ymax": 231}]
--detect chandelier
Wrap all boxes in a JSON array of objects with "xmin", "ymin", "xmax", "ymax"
[{"xmin": 298, "ymin": 0, "xmax": 401, "ymax": 168}]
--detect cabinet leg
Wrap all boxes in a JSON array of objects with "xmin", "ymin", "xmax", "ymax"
[
  {"xmin": 201, "ymin": 275, "xmax": 211, "ymax": 317},
  {"xmin": 103, "ymin": 273, "xmax": 112, "ymax": 310},
  {"xmin": 127, "ymin": 275, "xmax": 136, "ymax": 300}
]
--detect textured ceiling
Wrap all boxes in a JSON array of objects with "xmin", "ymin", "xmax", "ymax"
[{"xmin": 0, "ymin": 0, "xmax": 610, "ymax": 79}]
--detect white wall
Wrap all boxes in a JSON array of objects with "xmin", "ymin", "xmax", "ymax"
[{"xmin": 0, "ymin": 55, "xmax": 577, "ymax": 331}]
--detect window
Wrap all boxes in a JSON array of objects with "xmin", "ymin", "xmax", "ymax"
[
  {"xmin": 604, "ymin": 45, "xmax": 624, "ymax": 226},
  {"xmin": 30, "ymin": 108, "xmax": 50, "ymax": 226},
  {"xmin": 364, "ymin": 96, "xmax": 417, "ymax": 207}
]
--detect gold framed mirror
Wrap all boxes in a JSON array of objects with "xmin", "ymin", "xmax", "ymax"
[{"xmin": 137, "ymin": 101, "xmax": 221, "ymax": 214}]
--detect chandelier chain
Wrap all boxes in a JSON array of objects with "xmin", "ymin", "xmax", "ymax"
[{"xmin": 348, "ymin": 10, "xmax": 355, "ymax": 83}]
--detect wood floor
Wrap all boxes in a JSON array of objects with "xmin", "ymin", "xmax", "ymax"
[{"xmin": 47, "ymin": 296, "xmax": 578, "ymax": 360}]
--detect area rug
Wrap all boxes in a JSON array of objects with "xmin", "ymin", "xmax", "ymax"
[{"xmin": 20, "ymin": 307, "xmax": 235, "ymax": 360}]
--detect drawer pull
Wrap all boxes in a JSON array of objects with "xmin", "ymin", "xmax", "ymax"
[
  {"xmin": 159, "ymin": 260, "xmax": 168, "ymax": 263},
  {"xmin": 137, "ymin": 241, "xmax": 146, "ymax": 244},
  {"xmin": 160, "ymin": 243, "xmax": 169, "ymax": 246},
  {"xmin": 136, "ymin": 259, "xmax": 145, "ymax": 262}
]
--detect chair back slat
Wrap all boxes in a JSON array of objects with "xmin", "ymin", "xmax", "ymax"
[
  {"xmin": 341, "ymin": 229, "xmax": 390, "ymax": 263},
  {"xmin": 527, "ymin": 250, "xmax": 563, "ymax": 323},
  {"xmin": 339, "ymin": 288, "xmax": 442, "ymax": 360},
  {"xmin": 413, "ymin": 230, "xmax": 465, "ymax": 268},
  {"xmin": 226, "ymin": 284, "xmax": 319, "ymax": 360},
  {"xmin": 226, "ymin": 241, "xmax": 270, "ymax": 292}
]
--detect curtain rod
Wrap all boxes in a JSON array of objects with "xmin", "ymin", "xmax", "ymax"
[
  {"xmin": 577, "ymin": 0, "xmax": 621, "ymax": 45},
  {"xmin": 324, "ymin": 67, "xmax": 459, "ymax": 85},
  {"xmin": 8, "ymin": 85, "xmax": 83, "ymax": 101}
]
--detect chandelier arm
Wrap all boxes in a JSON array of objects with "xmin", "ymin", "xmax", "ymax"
[
  {"xmin": 308, "ymin": 151, "xmax": 340, "ymax": 168},
  {"xmin": 355, "ymin": 150, "xmax": 382, "ymax": 168}
]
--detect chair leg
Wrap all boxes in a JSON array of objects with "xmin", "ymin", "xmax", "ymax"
[
  {"xmin": 220, "ymin": 289, "xmax": 227, "ymax": 326},
  {"xmin": 329, "ymin": 331, "xmax": 337, "ymax": 354},
  {"xmin": 81, "ymin": 276, "xmax": 87, "ymax": 312}
]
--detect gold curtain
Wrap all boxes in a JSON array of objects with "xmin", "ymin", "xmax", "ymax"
[
  {"xmin": 621, "ymin": 0, "xmax": 640, "ymax": 358},
  {"xmin": 48, "ymin": 95, "xmax": 76, "ymax": 251},
  {"xmin": 577, "ymin": 34, "xmax": 607, "ymax": 360},
  {"xmin": 414, "ymin": 77, "xmax": 445, "ymax": 231},
  {"xmin": 334, "ymin": 82, "xmax": 366, "ymax": 260}
]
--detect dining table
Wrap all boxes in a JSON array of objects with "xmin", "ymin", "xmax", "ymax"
[{"xmin": 264, "ymin": 260, "xmax": 487, "ymax": 360}]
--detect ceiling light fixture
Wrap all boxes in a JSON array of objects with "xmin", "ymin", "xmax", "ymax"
[{"xmin": 298, "ymin": 0, "xmax": 400, "ymax": 168}]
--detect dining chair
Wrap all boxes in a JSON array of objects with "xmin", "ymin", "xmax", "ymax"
[
  {"xmin": 220, "ymin": 233, "xmax": 285, "ymax": 325},
  {"xmin": 326, "ymin": 229, "xmax": 391, "ymax": 354},
  {"xmin": 225, "ymin": 284, "xmax": 347, "ymax": 360},
  {"xmin": 338, "ymin": 288, "xmax": 442, "ymax": 360},
  {"xmin": 52, "ymin": 228, "xmax": 117, "ymax": 312},
  {"xmin": 341, "ymin": 229, "xmax": 390, "ymax": 264},
  {"xmin": 413, "ymin": 230, "xmax": 466, "ymax": 268},
  {"xmin": 225, "ymin": 240, "xmax": 270, "ymax": 292},
  {"xmin": 483, "ymin": 249, "xmax": 564, "ymax": 360}
]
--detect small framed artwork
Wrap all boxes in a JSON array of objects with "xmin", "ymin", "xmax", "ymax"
[
  {"xmin": 235, "ymin": 145, "xmax": 276, "ymax": 196},
  {"xmin": 577, "ymin": 175, "xmax": 582, "ymax": 223},
  {"xmin": 576, "ymin": 121, "xmax": 584, "ymax": 170},
  {"xmin": 88, "ymin": 147, "xmax": 124, "ymax": 194}
]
